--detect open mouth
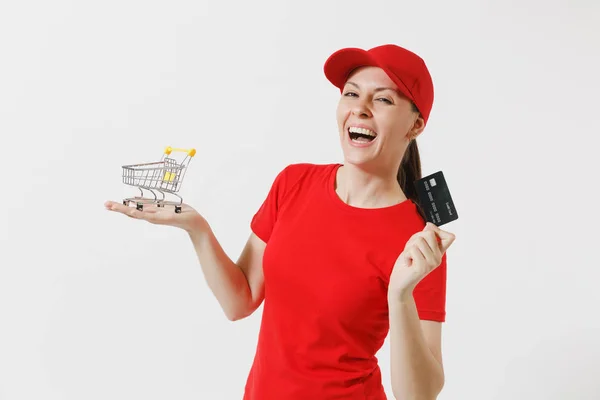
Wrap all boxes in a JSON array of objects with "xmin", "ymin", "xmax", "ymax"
[{"xmin": 348, "ymin": 126, "xmax": 377, "ymax": 143}]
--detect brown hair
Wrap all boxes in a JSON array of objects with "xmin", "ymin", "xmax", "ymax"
[{"xmin": 397, "ymin": 103, "xmax": 427, "ymax": 221}]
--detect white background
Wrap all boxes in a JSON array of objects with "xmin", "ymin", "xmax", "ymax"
[{"xmin": 1, "ymin": 0, "xmax": 599, "ymax": 399}]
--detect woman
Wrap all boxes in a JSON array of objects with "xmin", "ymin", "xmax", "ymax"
[{"xmin": 105, "ymin": 44, "xmax": 456, "ymax": 400}]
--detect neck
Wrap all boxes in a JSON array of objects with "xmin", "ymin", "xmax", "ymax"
[{"xmin": 335, "ymin": 163, "xmax": 406, "ymax": 209}]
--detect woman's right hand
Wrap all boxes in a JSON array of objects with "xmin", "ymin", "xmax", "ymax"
[{"xmin": 104, "ymin": 200, "xmax": 207, "ymax": 233}]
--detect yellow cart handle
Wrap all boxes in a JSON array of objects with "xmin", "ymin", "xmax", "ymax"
[{"xmin": 164, "ymin": 146, "xmax": 196, "ymax": 157}]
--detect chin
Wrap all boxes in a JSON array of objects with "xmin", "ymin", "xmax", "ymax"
[
  {"xmin": 340, "ymin": 141, "xmax": 374, "ymax": 163},
  {"xmin": 341, "ymin": 152, "xmax": 376, "ymax": 168}
]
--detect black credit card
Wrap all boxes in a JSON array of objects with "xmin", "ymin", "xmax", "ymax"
[{"xmin": 414, "ymin": 171, "xmax": 458, "ymax": 227}]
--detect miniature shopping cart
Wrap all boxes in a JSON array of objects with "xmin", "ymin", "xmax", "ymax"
[{"xmin": 122, "ymin": 146, "xmax": 196, "ymax": 213}]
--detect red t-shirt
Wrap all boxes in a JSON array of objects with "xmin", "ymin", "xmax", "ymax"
[{"xmin": 244, "ymin": 163, "xmax": 446, "ymax": 400}]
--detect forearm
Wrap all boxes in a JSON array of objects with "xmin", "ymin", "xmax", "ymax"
[
  {"xmin": 388, "ymin": 294, "xmax": 444, "ymax": 400},
  {"xmin": 187, "ymin": 219, "xmax": 252, "ymax": 321}
]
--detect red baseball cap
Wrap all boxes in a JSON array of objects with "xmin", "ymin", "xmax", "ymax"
[{"xmin": 323, "ymin": 44, "xmax": 434, "ymax": 124}]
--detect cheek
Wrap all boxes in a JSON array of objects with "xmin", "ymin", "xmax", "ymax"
[
  {"xmin": 381, "ymin": 114, "xmax": 409, "ymax": 139},
  {"xmin": 336, "ymin": 103, "xmax": 349, "ymax": 131}
]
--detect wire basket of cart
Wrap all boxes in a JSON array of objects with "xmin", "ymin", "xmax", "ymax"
[{"xmin": 122, "ymin": 146, "xmax": 196, "ymax": 213}]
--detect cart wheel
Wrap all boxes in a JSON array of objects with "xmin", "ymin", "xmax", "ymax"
[
  {"xmin": 136, "ymin": 203, "xmax": 143, "ymax": 211},
  {"xmin": 123, "ymin": 200, "xmax": 128, "ymax": 206},
  {"xmin": 175, "ymin": 206, "xmax": 182, "ymax": 213}
]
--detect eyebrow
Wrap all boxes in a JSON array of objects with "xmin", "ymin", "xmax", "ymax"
[{"xmin": 345, "ymin": 81, "xmax": 398, "ymax": 94}]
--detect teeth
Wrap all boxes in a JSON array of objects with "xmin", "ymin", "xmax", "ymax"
[{"xmin": 348, "ymin": 127, "xmax": 377, "ymax": 137}]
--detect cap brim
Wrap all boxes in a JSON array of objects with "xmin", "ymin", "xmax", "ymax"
[
  {"xmin": 324, "ymin": 48, "xmax": 375, "ymax": 89},
  {"xmin": 323, "ymin": 47, "xmax": 415, "ymax": 103}
]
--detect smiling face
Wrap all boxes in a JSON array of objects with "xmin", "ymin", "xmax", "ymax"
[{"xmin": 336, "ymin": 66, "xmax": 424, "ymax": 173}]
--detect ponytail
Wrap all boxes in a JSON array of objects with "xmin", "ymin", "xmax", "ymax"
[{"xmin": 397, "ymin": 104, "xmax": 427, "ymax": 222}]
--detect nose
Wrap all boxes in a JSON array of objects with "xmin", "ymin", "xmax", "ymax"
[{"xmin": 351, "ymin": 98, "xmax": 372, "ymax": 118}]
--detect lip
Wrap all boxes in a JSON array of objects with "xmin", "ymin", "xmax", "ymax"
[
  {"xmin": 346, "ymin": 123, "xmax": 377, "ymax": 133},
  {"xmin": 346, "ymin": 124, "xmax": 378, "ymax": 148}
]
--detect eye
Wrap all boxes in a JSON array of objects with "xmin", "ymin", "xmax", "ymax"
[
  {"xmin": 343, "ymin": 91, "xmax": 358, "ymax": 97},
  {"xmin": 376, "ymin": 98, "xmax": 392, "ymax": 104}
]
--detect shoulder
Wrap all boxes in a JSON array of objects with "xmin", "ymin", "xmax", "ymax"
[
  {"xmin": 275, "ymin": 162, "xmax": 338, "ymax": 188},
  {"xmin": 262, "ymin": 162, "xmax": 336, "ymax": 205}
]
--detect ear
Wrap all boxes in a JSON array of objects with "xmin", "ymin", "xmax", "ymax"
[{"xmin": 409, "ymin": 115, "xmax": 426, "ymax": 139}]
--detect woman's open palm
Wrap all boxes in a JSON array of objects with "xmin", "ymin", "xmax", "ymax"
[{"xmin": 104, "ymin": 201, "xmax": 204, "ymax": 232}]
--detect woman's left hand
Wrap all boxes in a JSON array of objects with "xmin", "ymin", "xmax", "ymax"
[{"xmin": 389, "ymin": 222, "xmax": 456, "ymax": 300}]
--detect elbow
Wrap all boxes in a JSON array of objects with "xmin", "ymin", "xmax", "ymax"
[
  {"xmin": 227, "ymin": 312, "xmax": 248, "ymax": 322},
  {"xmin": 392, "ymin": 377, "xmax": 444, "ymax": 400},
  {"xmin": 225, "ymin": 302, "xmax": 257, "ymax": 322},
  {"xmin": 225, "ymin": 308, "xmax": 248, "ymax": 321},
  {"xmin": 225, "ymin": 312, "xmax": 241, "ymax": 321},
  {"xmin": 391, "ymin": 392, "xmax": 439, "ymax": 400}
]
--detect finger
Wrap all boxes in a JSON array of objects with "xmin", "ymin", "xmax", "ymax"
[
  {"xmin": 106, "ymin": 200, "xmax": 163, "ymax": 214},
  {"xmin": 414, "ymin": 237, "xmax": 437, "ymax": 268},
  {"xmin": 105, "ymin": 201, "xmax": 133, "ymax": 214},
  {"xmin": 405, "ymin": 232, "xmax": 420, "ymax": 248},
  {"xmin": 424, "ymin": 222, "xmax": 456, "ymax": 252},
  {"xmin": 125, "ymin": 207, "xmax": 151, "ymax": 220},
  {"xmin": 410, "ymin": 245, "xmax": 426, "ymax": 267},
  {"xmin": 420, "ymin": 231, "xmax": 443, "ymax": 260},
  {"xmin": 104, "ymin": 201, "xmax": 120, "ymax": 210},
  {"xmin": 105, "ymin": 201, "xmax": 151, "ymax": 221},
  {"xmin": 404, "ymin": 236, "xmax": 415, "ymax": 250}
]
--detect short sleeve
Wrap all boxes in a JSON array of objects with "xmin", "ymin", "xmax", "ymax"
[
  {"xmin": 250, "ymin": 166, "xmax": 289, "ymax": 243},
  {"xmin": 413, "ymin": 252, "xmax": 447, "ymax": 322}
]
